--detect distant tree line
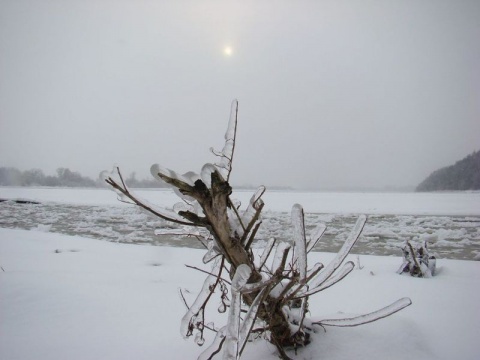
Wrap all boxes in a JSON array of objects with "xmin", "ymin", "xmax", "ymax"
[
  {"xmin": 416, "ymin": 150, "xmax": 480, "ymax": 191},
  {"xmin": 0, "ymin": 167, "xmax": 167, "ymax": 188},
  {"xmin": 0, "ymin": 167, "xmax": 97, "ymax": 187}
]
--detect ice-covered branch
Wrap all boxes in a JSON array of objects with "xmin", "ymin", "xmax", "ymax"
[
  {"xmin": 224, "ymin": 264, "xmax": 252, "ymax": 360},
  {"xmin": 291, "ymin": 204, "xmax": 307, "ymax": 282},
  {"xmin": 217, "ymin": 99, "xmax": 238, "ymax": 182},
  {"xmin": 180, "ymin": 257, "xmax": 224, "ymax": 339},
  {"xmin": 312, "ymin": 298, "xmax": 412, "ymax": 328},
  {"xmin": 307, "ymin": 223, "xmax": 327, "ymax": 253},
  {"xmin": 102, "ymin": 167, "xmax": 195, "ymax": 227},
  {"xmin": 297, "ymin": 215, "xmax": 367, "ymax": 297}
]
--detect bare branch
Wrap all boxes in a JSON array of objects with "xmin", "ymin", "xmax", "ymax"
[{"xmin": 105, "ymin": 176, "xmax": 195, "ymax": 226}]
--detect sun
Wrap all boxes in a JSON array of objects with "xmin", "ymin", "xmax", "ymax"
[{"xmin": 223, "ymin": 46, "xmax": 233, "ymax": 57}]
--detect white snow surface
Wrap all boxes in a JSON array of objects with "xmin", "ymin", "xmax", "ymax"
[
  {"xmin": 1, "ymin": 228, "xmax": 479, "ymax": 360},
  {"xmin": 1, "ymin": 187, "xmax": 480, "ymax": 215}
]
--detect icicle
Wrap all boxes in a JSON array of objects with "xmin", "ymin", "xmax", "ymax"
[
  {"xmin": 291, "ymin": 204, "xmax": 307, "ymax": 281},
  {"xmin": 195, "ymin": 332, "xmax": 205, "ymax": 346}
]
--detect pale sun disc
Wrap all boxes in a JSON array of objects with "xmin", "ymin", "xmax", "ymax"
[{"xmin": 223, "ymin": 46, "xmax": 233, "ymax": 57}]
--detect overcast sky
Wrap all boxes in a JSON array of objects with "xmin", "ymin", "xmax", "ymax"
[{"xmin": 1, "ymin": 0, "xmax": 479, "ymax": 190}]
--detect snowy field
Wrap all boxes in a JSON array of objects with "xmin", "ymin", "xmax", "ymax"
[
  {"xmin": 1, "ymin": 228, "xmax": 479, "ymax": 360},
  {"xmin": 1, "ymin": 187, "xmax": 480, "ymax": 360}
]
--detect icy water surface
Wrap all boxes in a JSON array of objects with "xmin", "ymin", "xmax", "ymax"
[{"xmin": 1, "ymin": 200, "xmax": 479, "ymax": 260}]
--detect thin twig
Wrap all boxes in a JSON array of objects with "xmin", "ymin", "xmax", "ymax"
[{"xmin": 185, "ymin": 264, "xmax": 232, "ymax": 285}]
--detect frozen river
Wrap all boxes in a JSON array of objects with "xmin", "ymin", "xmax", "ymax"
[{"xmin": 1, "ymin": 187, "xmax": 479, "ymax": 260}]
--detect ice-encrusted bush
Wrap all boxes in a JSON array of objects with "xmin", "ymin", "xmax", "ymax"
[
  {"xmin": 397, "ymin": 239, "xmax": 436, "ymax": 277},
  {"xmin": 103, "ymin": 100, "xmax": 411, "ymax": 360}
]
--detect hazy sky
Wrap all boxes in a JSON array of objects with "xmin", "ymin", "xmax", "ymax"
[{"xmin": 1, "ymin": 0, "xmax": 479, "ymax": 190}]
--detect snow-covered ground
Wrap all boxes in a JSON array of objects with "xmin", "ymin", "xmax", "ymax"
[
  {"xmin": 1, "ymin": 228, "xmax": 479, "ymax": 360},
  {"xmin": 1, "ymin": 187, "xmax": 479, "ymax": 359}
]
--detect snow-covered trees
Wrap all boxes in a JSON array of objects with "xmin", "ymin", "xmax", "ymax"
[{"xmin": 103, "ymin": 100, "xmax": 411, "ymax": 359}]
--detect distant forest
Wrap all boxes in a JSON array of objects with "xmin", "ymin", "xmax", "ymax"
[
  {"xmin": 416, "ymin": 150, "xmax": 480, "ymax": 191},
  {"xmin": 0, "ymin": 167, "xmax": 167, "ymax": 188}
]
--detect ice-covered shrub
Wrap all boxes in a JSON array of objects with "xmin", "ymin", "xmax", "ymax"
[
  {"xmin": 397, "ymin": 239, "xmax": 436, "ymax": 277},
  {"xmin": 103, "ymin": 100, "xmax": 411, "ymax": 360}
]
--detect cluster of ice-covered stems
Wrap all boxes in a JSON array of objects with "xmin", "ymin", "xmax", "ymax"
[
  {"xmin": 397, "ymin": 239, "xmax": 436, "ymax": 278},
  {"xmin": 103, "ymin": 100, "xmax": 412, "ymax": 360}
]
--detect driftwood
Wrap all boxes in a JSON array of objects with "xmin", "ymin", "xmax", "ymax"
[{"xmin": 104, "ymin": 100, "xmax": 411, "ymax": 359}]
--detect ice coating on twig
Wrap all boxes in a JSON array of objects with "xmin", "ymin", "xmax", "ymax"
[
  {"xmin": 238, "ymin": 287, "xmax": 268, "ymax": 356},
  {"xmin": 103, "ymin": 167, "xmax": 194, "ymax": 225},
  {"xmin": 313, "ymin": 298, "xmax": 412, "ymax": 327},
  {"xmin": 200, "ymin": 163, "xmax": 217, "ymax": 188},
  {"xmin": 291, "ymin": 204, "xmax": 307, "ymax": 281},
  {"xmin": 150, "ymin": 164, "xmax": 196, "ymax": 187},
  {"xmin": 216, "ymin": 99, "xmax": 238, "ymax": 181},
  {"xmin": 100, "ymin": 168, "xmax": 135, "ymax": 204},
  {"xmin": 255, "ymin": 237, "xmax": 276, "ymax": 270},
  {"xmin": 180, "ymin": 258, "xmax": 222, "ymax": 339},
  {"xmin": 203, "ymin": 241, "xmax": 221, "ymax": 264},
  {"xmin": 241, "ymin": 186, "xmax": 265, "ymax": 226},
  {"xmin": 271, "ymin": 242, "xmax": 291, "ymax": 274},
  {"xmin": 198, "ymin": 326, "xmax": 227, "ymax": 360},
  {"xmin": 307, "ymin": 223, "xmax": 327, "ymax": 253},
  {"xmin": 301, "ymin": 215, "xmax": 367, "ymax": 293},
  {"xmin": 298, "ymin": 261, "xmax": 355, "ymax": 298},
  {"xmin": 231, "ymin": 264, "xmax": 251, "ymax": 292},
  {"xmin": 239, "ymin": 276, "xmax": 272, "ymax": 294},
  {"xmin": 224, "ymin": 264, "xmax": 251, "ymax": 360}
]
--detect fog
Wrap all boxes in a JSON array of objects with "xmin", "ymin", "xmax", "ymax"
[{"xmin": 1, "ymin": 1, "xmax": 479, "ymax": 190}]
